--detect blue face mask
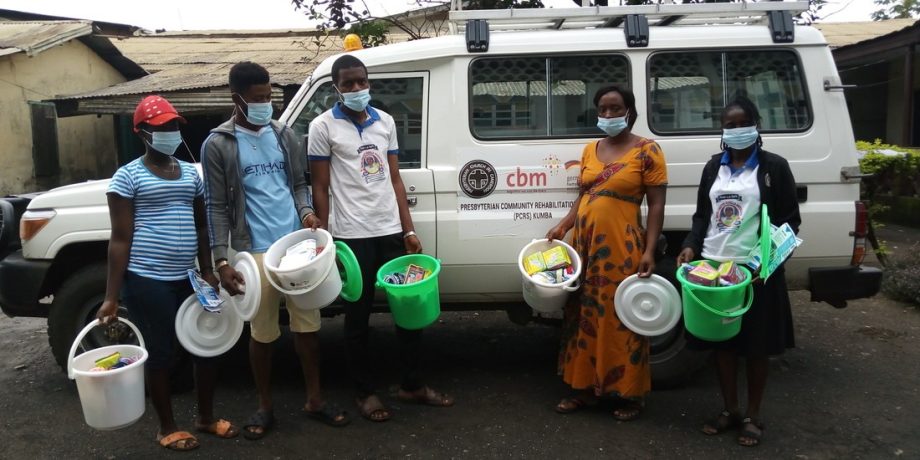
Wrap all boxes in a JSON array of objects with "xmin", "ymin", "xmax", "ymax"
[
  {"xmin": 243, "ymin": 101, "xmax": 273, "ymax": 126},
  {"xmin": 722, "ymin": 126, "xmax": 759, "ymax": 150},
  {"xmin": 597, "ymin": 113, "xmax": 629, "ymax": 137},
  {"xmin": 339, "ymin": 88, "xmax": 371, "ymax": 112},
  {"xmin": 144, "ymin": 130, "xmax": 182, "ymax": 156}
]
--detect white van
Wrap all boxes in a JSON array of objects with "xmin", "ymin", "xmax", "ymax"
[
  {"xmin": 0, "ymin": 2, "xmax": 881, "ymax": 386},
  {"xmin": 283, "ymin": 2, "xmax": 881, "ymax": 382}
]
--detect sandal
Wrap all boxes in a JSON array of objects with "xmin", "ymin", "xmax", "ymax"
[
  {"xmin": 701, "ymin": 410, "xmax": 741, "ymax": 435},
  {"xmin": 738, "ymin": 417, "xmax": 764, "ymax": 447},
  {"xmin": 396, "ymin": 386, "xmax": 455, "ymax": 407},
  {"xmin": 196, "ymin": 418, "xmax": 240, "ymax": 439},
  {"xmin": 612, "ymin": 403, "xmax": 642, "ymax": 422},
  {"xmin": 242, "ymin": 409, "xmax": 275, "ymax": 440},
  {"xmin": 357, "ymin": 395, "xmax": 392, "ymax": 423},
  {"xmin": 304, "ymin": 403, "xmax": 350, "ymax": 427},
  {"xmin": 157, "ymin": 431, "xmax": 199, "ymax": 451},
  {"xmin": 555, "ymin": 395, "xmax": 598, "ymax": 414}
]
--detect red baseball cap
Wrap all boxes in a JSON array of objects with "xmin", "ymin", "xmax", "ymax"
[{"xmin": 133, "ymin": 95, "xmax": 186, "ymax": 132}]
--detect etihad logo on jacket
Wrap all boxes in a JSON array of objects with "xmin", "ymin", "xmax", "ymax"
[{"xmin": 243, "ymin": 161, "xmax": 286, "ymax": 177}]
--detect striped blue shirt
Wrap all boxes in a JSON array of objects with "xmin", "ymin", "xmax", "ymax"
[{"xmin": 107, "ymin": 158, "xmax": 204, "ymax": 281}]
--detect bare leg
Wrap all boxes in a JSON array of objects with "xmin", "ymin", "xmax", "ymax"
[
  {"xmin": 745, "ymin": 356, "xmax": 769, "ymax": 419},
  {"xmin": 149, "ymin": 368, "xmax": 178, "ymax": 435},
  {"xmin": 247, "ymin": 338, "xmax": 273, "ymax": 436},
  {"xmin": 293, "ymin": 332, "xmax": 322, "ymax": 409},
  {"xmin": 194, "ymin": 360, "xmax": 217, "ymax": 424},
  {"xmin": 715, "ymin": 350, "xmax": 740, "ymax": 413}
]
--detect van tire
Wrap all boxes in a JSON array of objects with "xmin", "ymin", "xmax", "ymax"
[
  {"xmin": 648, "ymin": 252, "xmax": 710, "ymax": 389},
  {"xmin": 47, "ymin": 263, "xmax": 107, "ymax": 369},
  {"xmin": 650, "ymin": 330, "xmax": 710, "ymax": 389}
]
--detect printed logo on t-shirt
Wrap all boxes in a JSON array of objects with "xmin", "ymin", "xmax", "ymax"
[
  {"xmin": 715, "ymin": 193, "xmax": 743, "ymax": 233},
  {"xmin": 243, "ymin": 160, "xmax": 286, "ymax": 177},
  {"xmin": 358, "ymin": 144, "xmax": 386, "ymax": 184}
]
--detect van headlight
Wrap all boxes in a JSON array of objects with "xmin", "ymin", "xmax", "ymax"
[{"xmin": 20, "ymin": 209, "xmax": 56, "ymax": 241}]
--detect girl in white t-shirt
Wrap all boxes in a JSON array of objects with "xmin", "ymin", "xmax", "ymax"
[{"xmin": 677, "ymin": 96, "xmax": 801, "ymax": 448}]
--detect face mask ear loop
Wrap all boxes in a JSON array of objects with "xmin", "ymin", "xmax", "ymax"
[{"xmin": 183, "ymin": 138, "xmax": 197, "ymax": 163}]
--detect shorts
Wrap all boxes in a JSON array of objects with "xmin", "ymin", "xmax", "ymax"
[
  {"xmin": 121, "ymin": 270, "xmax": 193, "ymax": 370},
  {"xmin": 248, "ymin": 252, "xmax": 321, "ymax": 343}
]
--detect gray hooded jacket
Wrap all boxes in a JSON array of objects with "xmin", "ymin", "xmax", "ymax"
[{"xmin": 201, "ymin": 118, "xmax": 314, "ymax": 262}]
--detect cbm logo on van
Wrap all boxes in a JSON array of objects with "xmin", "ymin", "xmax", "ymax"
[{"xmin": 459, "ymin": 160, "xmax": 497, "ymax": 198}]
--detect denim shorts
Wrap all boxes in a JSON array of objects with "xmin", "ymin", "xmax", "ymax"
[{"xmin": 121, "ymin": 270, "xmax": 193, "ymax": 370}]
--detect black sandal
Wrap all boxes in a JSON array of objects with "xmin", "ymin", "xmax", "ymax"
[
  {"xmin": 738, "ymin": 417, "xmax": 764, "ymax": 447},
  {"xmin": 242, "ymin": 409, "xmax": 275, "ymax": 440},
  {"xmin": 304, "ymin": 403, "xmax": 350, "ymax": 428},
  {"xmin": 702, "ymin": 410, "xmax": 741, "ymax": 435}
]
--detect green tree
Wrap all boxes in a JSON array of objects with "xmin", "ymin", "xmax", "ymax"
[
  {"xmin": 872, "ymin": 0, "xmax": 920, "ymax": 20},
  {"xmin": 292, "ymin": 0, "xmax": 543, "ymax": 44}
]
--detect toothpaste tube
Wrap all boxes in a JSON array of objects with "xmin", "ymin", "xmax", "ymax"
[{"xmin": 188, "ymin": 269, "xmax": 223, "ymax": 313}]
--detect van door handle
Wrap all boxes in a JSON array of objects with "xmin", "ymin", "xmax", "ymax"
[{"xmin": 407, "ymin": 196, "xmax": 418, "ymax": 207}]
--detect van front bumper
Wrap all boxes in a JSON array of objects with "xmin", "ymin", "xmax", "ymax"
[
  {"xmin": 0, "ymin": 250, "xmax": 51, "ymax": 318},
  {"xmin": 808, "ymin": 265, "xmax": 883, "ymax": 309}
]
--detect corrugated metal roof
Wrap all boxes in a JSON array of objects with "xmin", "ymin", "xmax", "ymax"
[
  {"xmin": 58, "ymin": 31, "xmax": 417, "ymax": 99},
  {"xmin": 0, "ymin": 20, "xmax": 93, "ymax": 56},
  {"xmin": 815, "ymin": 19, "xmax": 916, "ymax": 48}
]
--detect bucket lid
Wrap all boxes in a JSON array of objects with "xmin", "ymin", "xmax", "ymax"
[
  {"xmin": 175, "ymin": 294, "xmax": 244, "ymax": 358},
  {"xmin": 226, "ymin": 252, "xmax": 261, "ymax": 321},
  {"xmin": 614, "ymin": 274, "xmax": 682, "ymax": 336}
]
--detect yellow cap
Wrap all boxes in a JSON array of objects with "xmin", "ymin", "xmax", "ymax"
[{"xmin": 343, "ymin": 34, "xmax": 363, "ymax": 52}]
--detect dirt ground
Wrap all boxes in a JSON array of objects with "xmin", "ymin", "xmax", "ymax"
[{"xmin": 0, "ymin": 225, "xmax": 917, "ymax": 459}]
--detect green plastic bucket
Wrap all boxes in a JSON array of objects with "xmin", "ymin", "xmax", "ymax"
[
  {"xmin": 676, "ymin": 260, "xmax": 754, "ymax": 341},
  {"xmin": 375, "ymin": 254, "xmax": 441, "ymax": 330}
]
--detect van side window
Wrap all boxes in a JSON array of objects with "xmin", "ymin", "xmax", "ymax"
[
  {"xmin": 470, "ymin": 55, "xmax": 630, "ymax": 139},
  {"xmin": 293, "ymin": 77, "xmax": 425, "ymax": 169},
  {"xmin": 648, "ymin": 50, "xmax": 811, "ymax": 133}
]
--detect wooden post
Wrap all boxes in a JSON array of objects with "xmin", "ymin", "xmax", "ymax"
[{"xmin": 902, "ymin": 45, "xmax": 915, "ymax": 146}]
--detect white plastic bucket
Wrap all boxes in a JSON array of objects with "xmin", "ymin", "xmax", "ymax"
[
  {"xmin": 67, "ymin": 318, "xmax": 148, "ymax": 431},
  {"xmin": 263, "ymin": 228, "xmax": 340, "ymax": 311},
  {"xmin": 518, "ymin": 239, "xmax": 582, "ymax": 313}
]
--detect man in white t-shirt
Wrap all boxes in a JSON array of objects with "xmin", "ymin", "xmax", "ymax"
[{"xmin": 309, "ymin": 55, "xmax": 454, "ymax": 422}]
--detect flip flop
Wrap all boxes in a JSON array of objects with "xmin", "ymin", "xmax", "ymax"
[
  {"xmin": 555, "ymin": 396, "xmax": 598, "ymax": 414},
  {"xmin": 242, "ymin": 409, "xmax": 275, "ymax": 440},
  {"xmin": 304, "ymin": 403, "xmax": 350, "ymax": 428},
  {"xmin": 612, "ymin": 403, "xmax": 642, "ymax": 422},
  {"xmin": 157, "ymin": 431, "xmax": 199, "ymax": 451},
  {"xmin": 738, "ymin": 417, "xmax": 765, "ymax": 447},
  {"xmin": 701, "ymin": 410, "xmax": 741, "ymax": 435},
  {"xmin": 357, "ymin": 395, "xmax": 392, "ymax": 423},
  {"xmin": 397, "ymin": 386, "xmax": 455, "ymax": 407},
  {"xmin": 196, "ymin": 418, "xmax": 240, "ymax": 439}
]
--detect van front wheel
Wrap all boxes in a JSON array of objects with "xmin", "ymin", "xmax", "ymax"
[{"xmin": 47, "ymin": 263, "xmax": 112, "ymax": 369}]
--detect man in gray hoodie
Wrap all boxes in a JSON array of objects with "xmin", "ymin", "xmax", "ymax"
[{"xmin": 202, "ymin": 61, "xmax": 348, "ymax": 439}]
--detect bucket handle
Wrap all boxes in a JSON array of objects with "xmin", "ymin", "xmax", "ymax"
[
  {"xmin": 263, "ymin": 254, "xmax": 336, "ymax": 296},
  {"xmin": 335, "ymin": 241, "xmax": 363, "ymax": 302},
  {"xmin": 562, "ymin": 278, "xmax": 581, "ymax": 292},
  {"xmin": 683, "ymin": 284, "xmax": 754, "ymax": 319},
  {"xmin": 67, "ymin": 317, "xmax": 145, "ymax": 380}
]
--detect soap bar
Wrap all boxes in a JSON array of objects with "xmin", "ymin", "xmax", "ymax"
[
  {"xmin": 523, "ymin": 251, "xmax": 547, "ymax": 275},
  {"xmin": 542, "ymin": 246, "xmax": 571, "ymax": 270}
]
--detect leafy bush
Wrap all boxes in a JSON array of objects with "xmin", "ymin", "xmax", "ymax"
[
  {"xmin": 881, "ymin": 251, "xmax": 920, "ymax": 306},
  {"xmin": 857, "ymin": 140, "xmax": 920, "ymax": 198}
]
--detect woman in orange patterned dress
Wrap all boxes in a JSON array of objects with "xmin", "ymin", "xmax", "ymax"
[{"xmin": 546, "ymin": 86, "xmax": 668, "ymax": 421}]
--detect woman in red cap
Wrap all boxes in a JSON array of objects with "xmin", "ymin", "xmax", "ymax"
[{"xmin": 97, "ymin": 95, "xmax": 238, "ymax": 451}]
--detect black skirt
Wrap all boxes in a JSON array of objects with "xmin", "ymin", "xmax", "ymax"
[{"xmin": 685, "ymin": 271, "xmax": 795, "ymax": 358}]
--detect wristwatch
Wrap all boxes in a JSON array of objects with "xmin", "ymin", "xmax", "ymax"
[
  {"xmin": 403, "ymin": 230, "xmax": 417, "ymax": 239},
  {"xmin": 215, "ymin": 259, "xmax": 229, "ymax": 271}
]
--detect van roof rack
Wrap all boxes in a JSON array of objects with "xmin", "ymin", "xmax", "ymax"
[{"xmin": 448, "ymin": 1, "xmax": 808, "ymax": 33}]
